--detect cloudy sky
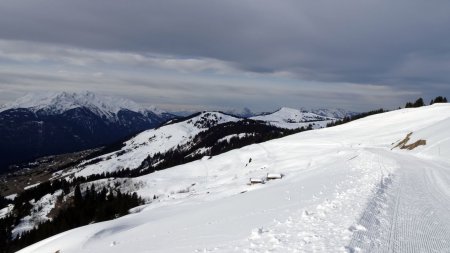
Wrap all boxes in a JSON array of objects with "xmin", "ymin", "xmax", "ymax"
[{"xmin": 1, "ymin": 0, "xmax": 449, "ymax": 112}]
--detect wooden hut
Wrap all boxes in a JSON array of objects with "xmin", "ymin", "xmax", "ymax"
[
  {"xmin": 249, "ymin": 178, "xmax": 265, "ymax": 184},
  {"xmin": 266, "ymin": 173, "xmax": 284, "ymax": 180}
]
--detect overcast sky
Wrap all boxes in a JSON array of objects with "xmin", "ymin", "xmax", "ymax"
[{"xmin": 1, "ymin": 0, "xmax": 449, "ymax": 112}]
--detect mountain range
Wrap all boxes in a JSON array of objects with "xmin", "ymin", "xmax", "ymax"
[
  {"xmin": 2, "ymin": 93, "xmax": 449, "ymax": 252},
  {"xmin": 0, "ymin": 91, "xmax": 175, "ymax": 171},
  {"xmin": 0, "ymin": 92, "xmax": 355, "ymax": 172}
]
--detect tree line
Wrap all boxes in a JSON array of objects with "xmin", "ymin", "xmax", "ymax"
[
  {"xmin": 328, "ymin": 96, "xmax": 448, "ymax": 128},
  {"xmin": 326, "ymin": 109, "xmax": 387, "ymax": 127},
  {"xmin": 405, "ymin": 96, "xmax": 447, "ymax": 108},
  {"xmin": 1, "ymin": 183, "xmax": 144, "ymax": 253}
]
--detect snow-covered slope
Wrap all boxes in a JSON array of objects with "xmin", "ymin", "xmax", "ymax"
[
  {"xmin": 12, "ymin": 190, "xmax": 63, "ymax": 238},
  {"xmin": 251, "ymin": 107, "xmax": 333, "ymax": 129},
  {"xmin": 0, "ymin": 91, "xmax": 165, "ymax": 119},
  {"xmin": 20, "ymin": 104, "xmax": 450, "ymax": 253},
  {"xmin": 67, "ymin": 112, "xmax": 241, "ymax": 177}
]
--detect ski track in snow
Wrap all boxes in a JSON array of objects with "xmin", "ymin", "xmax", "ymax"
[
  {"xmin": 349, "ymin": 149, "xmax": 450, "ymax": 253},
  {"xmin": 237, "ymin": 150, "xmax": 396, "ymax": 253}
]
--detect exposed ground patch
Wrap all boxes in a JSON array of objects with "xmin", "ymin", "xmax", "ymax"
[{"xmin": 392, "ymin": 132, "xmax": 426, "ymax": 150}]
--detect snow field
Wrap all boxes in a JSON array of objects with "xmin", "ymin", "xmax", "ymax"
[
  {"xmin": 241, "ymin": 151, "xmax": 397, "ymax": 253},
  {"xmin": 18, "ymin": 104, "xmax": 450, "ymax": 252}
]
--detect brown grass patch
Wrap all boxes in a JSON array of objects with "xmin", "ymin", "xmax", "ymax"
[
  {"xmin": 403, "ymin": 139, "xmax": 427, "ymax": 150},
  {"xmin": 392, "ymin": 132, "xmax": 426, "ymax": 150},
  {"xmin": 392, "ymin": 132, "xmax": 413, "ymax": 150}
]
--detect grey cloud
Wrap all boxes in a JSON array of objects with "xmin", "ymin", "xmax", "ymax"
[
  {"xmin": 0, "ymin": 63, "xmax": 417, "ymax": 113},
  {"xmin": 0, "ymin": 0, "xmax": 449, "ymax": 111},
  {"xmin": 1, "ymin": 0, "xmax": 450, "ymax": 89}
]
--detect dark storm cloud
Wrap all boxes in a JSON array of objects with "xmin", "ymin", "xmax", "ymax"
[
  {"xmin": 0, "ymin": 0, "xmax": 449, "ymax": 112},
  {"xmin": 1, "ymin": 0, "xmax": 450, "ymax": 90}
]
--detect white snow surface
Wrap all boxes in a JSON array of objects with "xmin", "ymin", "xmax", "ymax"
[
  {"xmin": 217, "ymin": 133, "xmax": 251, "ymax": 143},
  {"xmin": 13, "ymin": 190, "xmax": 63, "ymax": 238},
  {"xmin": 68, "ymin": 112, "xmax": 241, "ymax": 178},
  {"xmin": 0, "ymin": 204, "xmax": 14, "ymax": 219},
  {"xmin": 24, "ymin": 182, "xmax": 41, "ymax": 190},
  {"xmin": 251, "ymin": 107, "xmax": 334, "ymax": 129},
  {"xmin": 0, "ymin": 91, "xmax": 164, "ymax": 118},
  {"xmin": 5, "ymin": 194, "xmax": 17, "ymax": 200},
  {"xmin": 20, "ymin": 104, "xmax": 450, "ymax": 253}
]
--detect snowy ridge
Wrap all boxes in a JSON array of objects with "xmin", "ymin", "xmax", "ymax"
[
  {"xmin": 311, "ymin": 108, "xmax": 358, "ymax": 119},
  {"xmin": 0, "ymin": 91, "xmax": 165, "ymax": 119},
  {"xmin": 20, "ymin": 104, "xmax": 450, "ymax": 253},
  {"xmin": 250, "ymin": 107, "xmax": 334, "ymax": 129},
  {"xmin": 67, "ymin": 111, "xmax": 241, "ymax": 177}
]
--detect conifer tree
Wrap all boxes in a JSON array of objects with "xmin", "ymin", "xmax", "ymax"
[
  {"xmin": 413, "ymin": 98, "xmax": 424, "ymax": 107},
  {"xmin": 74, "ymin": 184, "xmax": 82, "ymax": 204},
  {"xmin": 430, "ymin": 96, "xmax": 448, "ymax": 105}
]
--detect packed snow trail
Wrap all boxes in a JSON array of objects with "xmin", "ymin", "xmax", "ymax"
[{"xmin": 349, "ymin": 149, "xmax": 450, "ymax": 252}]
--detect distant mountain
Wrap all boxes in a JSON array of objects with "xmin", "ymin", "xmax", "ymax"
[
  {"xmin": 225, "ymin": 107, "xmax": 255, "ymax": 118},
  {"xmin": 250, "ymin": 107, "xmax": 334, "ymax": 129},
  {"xmin": 0, "ymin": 91, "xmax": 176, "ymax": 172},
  {"xmin": 310, "ymin": 108, "xmax": 359, "ymax": 119},
  {"xmin": 69, "ymin": 111, "xmax": 241, "ymax": 177},
  {"xmin": 169, "ymin": 111, "xmax": 196, "ymax": 117},
  {"xmin": 0, "ymin": 91, "xmax": 171, "ymax": 118},
  {"xmin": 49, "ymin": 110, "xmax": 307, "ymax": 180}
]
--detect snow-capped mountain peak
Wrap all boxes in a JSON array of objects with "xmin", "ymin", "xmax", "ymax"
[
  {"xmin": 250, "ymin": 107, "xmax": 333, "ymax": 129},
  {"xmin": 0, "ymin": 91, "xmax": 177, "ymax": 169},
  {"xmin": 184, "ymin": 111, "xmax": 240, "ymax": 128},
  {"xmin": 0, "ymin": 91, "xmax": 164, "ymax": 118}
]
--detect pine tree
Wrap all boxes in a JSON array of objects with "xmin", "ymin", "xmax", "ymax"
[
  {"xmin": 74, "ymin": 184, "xmax": 82, "ymax": 204},
  {"xmin": 413, "ymin": 98, "xmax": 424, "ymax": 107},
  {"xmin": 430, "ymin": 96, "xmax": 448, "ymax": 104}
]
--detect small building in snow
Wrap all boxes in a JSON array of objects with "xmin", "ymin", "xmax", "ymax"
[
  {"xmin": 266, "ymin": 173, "xmax": 284, "ymax": 180},
  {"xmin": 249, "ymin": 178, "xmax": 265, "ymax": 184}
]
